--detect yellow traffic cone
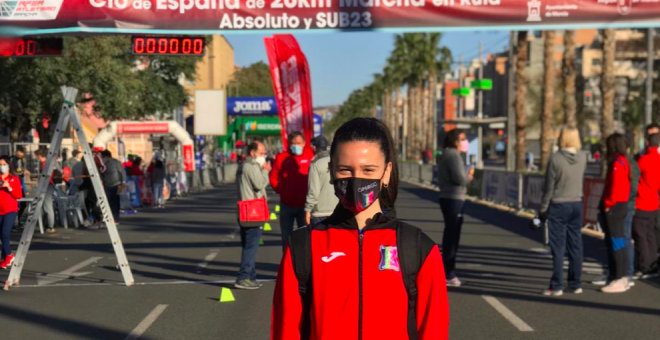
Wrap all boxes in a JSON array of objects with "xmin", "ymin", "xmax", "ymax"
[
  {"xmin": 275, "ymin": 205, "xmax": 280, "ymax": 212},
  {"xmin": 220, "ymin": 288, "xmax": 235, "ymax": 303},
  {"xmin": 270, "ymin": 213, "xmax": 277, "ymax": 221},
  {"xmin": 259, "ymin": 238, "xmax": 264, "ymax": 246},
  {"xmin": 264, "ymin": 223, "xmax": 272, "ymax": 231}
]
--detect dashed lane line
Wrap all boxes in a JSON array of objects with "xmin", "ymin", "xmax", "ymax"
[
  {"xmin": 482, "ymin": 295, "xmax": 534, "ymax": 332},
  {"xmin": 124, "ymin": 304, "xmax": 168, "ymax": 340},
  {"xmin": 17, "ymin": 278, "xmax": 277, "ymax": 288},
  {"xmin": 36, "ymin": 256, "xmax": 103, "ymax": 286},
  {"xmin": 196, "ymin": 252, "xmax": 219, "ymax": 273}
]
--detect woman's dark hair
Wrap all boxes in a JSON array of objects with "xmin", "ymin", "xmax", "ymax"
[
  {"xmin": 606, "ymin": 133, "xmax": 629, "ymax": 163},
  {"xmin": 155, "ymin": 160, "xmax": 164, "ymax": 169},
  {"xmin": 0, "ymin": 155, "xmax": 16, "ymax": 176},
  {"xmin": 330, "ymin": 118, "xmax": 398, "ymax": 210},
  {"xmin": 443, "ymin": 129, "xmax": 463, "ymax": 149}
]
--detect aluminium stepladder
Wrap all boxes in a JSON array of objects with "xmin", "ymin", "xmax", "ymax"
[{"xmin": 4, "ymin": 86, "xmax": 134, "ymax": 290}]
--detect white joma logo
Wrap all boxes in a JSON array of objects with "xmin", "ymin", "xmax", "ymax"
[{"xmin": 321, "ymin": 252, "xmax": 346, "ymax": 263}]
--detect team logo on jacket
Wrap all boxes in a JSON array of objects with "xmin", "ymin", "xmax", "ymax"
[{"xmin": 379, "ymin": 246, "xmax": 400, "ymax": 272}]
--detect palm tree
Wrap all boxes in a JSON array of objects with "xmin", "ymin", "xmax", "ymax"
[
  {"xmin": 563, "ymin": 30, "xmax": 578, "ymax": 128},
  {"xmin": 515, "ymin": 31, "xmax": 529, "ymax": 171},
  {"xmin": 600, "ymin": 28, "xmax": 617, "ymax": 176},
  {"xmin": 541, "ymin": 30, "xmax": 556, "ymax": 170}
]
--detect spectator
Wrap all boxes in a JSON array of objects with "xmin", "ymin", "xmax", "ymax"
[
  {"xmin": 597, "ymin": 133, "xmax": 632, "ymax": 293},
  {"xmin": 272, "ymin": 118, "xmax": 449, "ymax": 340},
  {"xmin": 269, "ymin": 131, "xmax": 314, "ymax": 246},
  {"xmin": 539, "ymin": 127, "xmax": 587, "ymax": 297},
  {"xmin": 0, "ymin": 155, "xmax": 23, "ymax": 269},
  {"xmin": 64, "ymin": 150, "xmax": 82, "ymax": 170},
  {"xmin": 437, "ymin": 129, "xmax": 473, "ymax": 287},
  {"xmin": 151, "ymin": 160, "xmax": 166, "ymax": 209},
  {"xmin": 304, "ymin": 136, "xmax": 338, "ymax": 227},
  {"xmin": 10, "ymin": 147, "xmax": 29, "ymax": 196},
  {"xmin": 633, "ymin": 133, "xmax": 660, "ymax": 279},
  {"xmin": 35, "ymin": 149, "xmax": 59, "ymax": 233},
  {"xmin": 79, "ymin": 160, "xmax": 103, "ymax": 229},
  {"xmin": 101, "ymin": 150, "xmax": 126, "ymax": 224},
  {"xmin": 130, "ymin": 157, "xmax": 144, "ymax": 177},
  {"xmin": 235, "ymin": 141, "xmax": 271, "ymax": 290},
  {"xmin": 10, "ymin": 147, "xmax": 29, "ymax": 227},
  {"xmin": 645, "ymin": 124, "xmax": 660, "ymax": 264}
]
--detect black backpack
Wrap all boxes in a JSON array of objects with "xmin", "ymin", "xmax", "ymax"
[{"xmin": 288, "ymin": 221, "xmax": 436, "ymax": 340}]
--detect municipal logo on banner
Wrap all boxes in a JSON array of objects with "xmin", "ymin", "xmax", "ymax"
[
  {"xmin": 379, "ymin": 246, "xmax": 400, "ymax": 272},
  {"xmin": 0, "ymin": 0, "xmax": 63, "ymax": 21}
]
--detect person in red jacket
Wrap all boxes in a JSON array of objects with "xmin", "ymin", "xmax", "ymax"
[
  {"xmin": 271, "ymin": 118, "xmax": 449, "ymax": 340},
  {"xmin": 0, "ymin": 156, "xmax": 23, "ymax": 269},
  {"xmin": 633, "ymin": 132, "xmax": 660, "ymax": 277},
  {"xmin": 270, "ymin": 131, "xmax": 314, "ymax": 246},
  {"xmin": 598, "ymin": 134, "xmax": 631, "ymax": 293}
]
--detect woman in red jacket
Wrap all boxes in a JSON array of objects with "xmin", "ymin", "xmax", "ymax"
[
  {"xmin": 0, "ymin": 155, "xmax": 23, "ymax": 269},
  {"xmin": 271, "ymin": 118, "xmax": 449, "ymax": 340},
  {"xmin": 598, "ymin": 134, "xmax": 631, "ymax": 293}
]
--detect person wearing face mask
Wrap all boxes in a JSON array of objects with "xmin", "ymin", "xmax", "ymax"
[
  {"xmin": 436, "ymin": 129, "xmax": 473, "ymax": 287},
  {"xmin": 236, "ymin": 141, "xmax": 272, "ymax": 290},
  {"xmin": 0, "ymin": 156, "xmax": 23, "ymax": 269},
  {"xmin": 269, "ymin": 131, "xmax": 314, "ymax": 247},
  {"xmin": 539, "ymin": 127, "xmax": 587, "ymax": 297},
  {"xmin": 304, "ymin": 135, "xmax": 339, "ymax": 227},
  {"xmin": 272, "ymin": 118, "xmax": 449, "ymax": 340}
]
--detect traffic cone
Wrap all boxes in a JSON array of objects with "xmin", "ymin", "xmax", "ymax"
[
  {"xmin": 220, "ymin": 288, "xmax": 235, "ymax": 303},
  {"xmin": 259, "ymin": 238, "xmax": 264, "ymax": 246},
  {"xmin": 275, "ymin": 205, "xmax": 280, "ymax": 212},
  {"xmin": 264, "ymin": 223, "xmax": 272, "ymax": 231},
  {"xmin": 270, "ymin": 213, "xmax": 277, "ymax": 221}
]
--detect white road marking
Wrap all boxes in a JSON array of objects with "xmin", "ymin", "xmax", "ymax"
[
  {"xmin": 18, "ymin": 278, "xmax": 277, "ymax": 289},
  {"xmin": 464, "ymin": 263, "xmax": 482, "ymax": 267},
  {"xmin": 37, "ymin": 256, "xmax": 102, "ymax": 286},
  {"xmin": 482, "ymin": 295, "xmax": 534, "ymax": 332},
  {"xmin": 124, "ymin": 304, "xmax": 168, "ymax": 340},
  {"xmin": 196, "ymin": 252, "xmax": 219, "ymax": 272}
]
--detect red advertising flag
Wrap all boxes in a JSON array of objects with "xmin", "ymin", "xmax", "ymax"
[
  {"xmin": 264, "ymin": 36, "xmax": 288, "ymax": 149},
  {"xmin": 264, "ymin": 34, "xmax": 314, "ymax": 149}
]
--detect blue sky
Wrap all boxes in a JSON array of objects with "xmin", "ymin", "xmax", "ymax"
[{"xmin": 225, "ymin": 31, "xmax": 510, "ymax": 107}]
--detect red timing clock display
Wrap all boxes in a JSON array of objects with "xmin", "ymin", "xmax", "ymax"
[
  {"xmin": 131, "ymin": 36, "xmax": 205, "ymax": 56},
  {"xmin": 0, "ymin": 38, "xmax": 64, "ymax": 57}
]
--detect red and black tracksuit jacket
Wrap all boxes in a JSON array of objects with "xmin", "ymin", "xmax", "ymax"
[
  {"xmin": 271, "ymin": 209, "xmax": 449, "ymax": 340},
  {"xmin": 602, "ymin": 154, "xmax": 630, "ymax": 210},
  {"xmin": 636, "ymin": 147, "xmax": 660, "ymax": 212},
  {"xmin": 269, "ymin": 149, "xmax": 314, "ymax": 208}
]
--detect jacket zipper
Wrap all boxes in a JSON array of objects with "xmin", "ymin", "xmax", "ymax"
[{"xmin": 358, "ymin": 231, "xmax": 364, "ymax": 340}]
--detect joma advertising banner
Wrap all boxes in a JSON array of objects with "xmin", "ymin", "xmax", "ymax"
[
  {"xmin": 1, "ymin": 0, "xmax": 659, "ymax": 34},
  {"xmin": 264, "ymin": 34, "xmax": 314, "ymax": 149}
]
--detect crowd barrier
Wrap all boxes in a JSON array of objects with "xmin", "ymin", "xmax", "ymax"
[{"xmin": 399, "ymin": 163, "xmax": 605, "ymax": 227}]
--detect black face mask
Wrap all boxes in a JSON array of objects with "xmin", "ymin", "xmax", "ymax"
[{"xmin": 333, "ymin": 177, "xmax": 381, "ymax": 214}]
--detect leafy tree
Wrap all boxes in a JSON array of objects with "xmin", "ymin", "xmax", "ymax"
[
  {"xmin": 0, "ymin": 36, "xmax": 201, "ymax": 142},
  {"xmin": 227, "ymin": 61, "xmax": 274, "ymax": 97}
]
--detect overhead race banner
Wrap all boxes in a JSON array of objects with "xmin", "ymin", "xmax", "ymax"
[
  {"xmin": 1, "ymin": 0, "xmax": 660, "ymax": 34},
  {"xmin": 264, "ymin": 34, "xmax": 314, "ymax": 149}
]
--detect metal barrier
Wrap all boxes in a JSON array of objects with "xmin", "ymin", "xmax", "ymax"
[{"xmin": 400, "ymin": 162, "xmax": 604, "ymax": 227}]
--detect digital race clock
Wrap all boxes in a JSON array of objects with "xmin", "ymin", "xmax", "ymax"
[
  {"xmin": 0, "ymin": 38, "xmax": 63, "ymax": 57},
  {"xmin": 131, "ymin": 36, "xmax": 205, "ymax": 56}
]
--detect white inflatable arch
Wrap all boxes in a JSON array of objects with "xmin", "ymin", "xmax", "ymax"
[{"xmin": 93, "ymin": 121, "xmax": 194, "ymax": 171}]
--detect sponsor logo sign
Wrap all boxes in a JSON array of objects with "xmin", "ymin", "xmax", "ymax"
[{"xmin": 0, "ymin": 0, "xmax": 63, "ymax": 20}]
